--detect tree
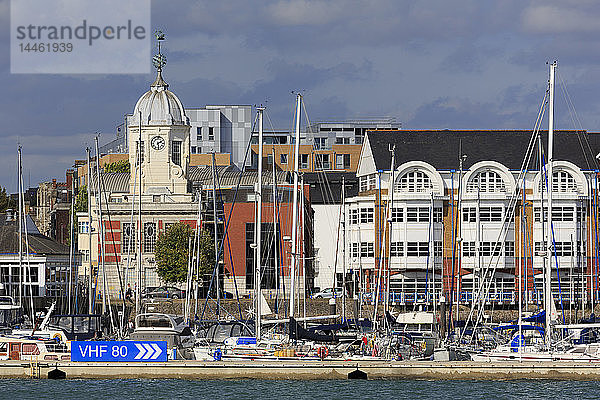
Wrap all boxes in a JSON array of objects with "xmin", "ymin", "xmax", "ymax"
[
  {"xmin": 103, "ymin": 159, "xmax": 130, "ymax": 173},
  {"xmin": 0, "ymin": 186, "xmax": 16, "ymax": 212},
  {"xmin": 155, "ymin": 222, "xmax": 215, "ymax": 284},
  {"xmin": 74, "ymin": 185, "xmax": 88, "ymax": 212}
]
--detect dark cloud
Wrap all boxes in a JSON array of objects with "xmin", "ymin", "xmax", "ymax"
[{"xmin": 4, "ymin": 0, "xmax": 600, "ymax": 191}]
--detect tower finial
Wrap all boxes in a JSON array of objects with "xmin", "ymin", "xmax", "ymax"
[{"xmin": 151, "ymin": 29, "xmax": 168, "ymax": 88}]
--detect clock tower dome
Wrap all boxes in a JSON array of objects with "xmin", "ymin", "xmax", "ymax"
[{"xmin": 128, "ymin": 32, "xmax": 190, "ymax": 196}]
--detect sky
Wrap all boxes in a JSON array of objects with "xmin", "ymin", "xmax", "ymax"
[{"xmin": 2, "ymin": 0, "xmax": 600, "ymax": 192}]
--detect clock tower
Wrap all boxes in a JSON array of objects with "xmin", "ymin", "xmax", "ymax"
[{"xmin": 128, "ymin": 32, "xmax": 190, "ymax": 196}]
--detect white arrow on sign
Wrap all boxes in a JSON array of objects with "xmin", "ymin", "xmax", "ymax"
[
  {"xmin": 134, "ymin": 343, "xmax": 161, "ymax": 360},
  {"xmin": 150, "ymin": 343, "xmax": 162, "ymax": 359}
]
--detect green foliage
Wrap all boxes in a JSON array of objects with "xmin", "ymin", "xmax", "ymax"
[
  {"xmin": 0, "ymin": 186, "xmax": 16, "ymax": 212},
  {"xmin": 103, "ymin": 159, "xmax": 130, "ymax": 173},
  {"xmin": 155, "ymin": 222, "xmax": 215, "ymax": 284},
  {"xmin": 75, "ymin": 185, "xmax": 88, "ymax": 213}
]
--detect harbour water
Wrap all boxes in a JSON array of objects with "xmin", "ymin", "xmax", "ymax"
[{"xmin": 0, "ymin": 378, "xmax": 595, "ymax": 400}]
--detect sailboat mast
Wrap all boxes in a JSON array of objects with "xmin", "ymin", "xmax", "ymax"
[
  {"xmin": 289, "ymin": 93, "xmax": 302, "ymax": 318},
  {"xmin": 17, "ymin": 145, "xmax": 23, "ymax": 308},
  {"xmin": 255, "ymin": 107, "xmax": 264, "ymax": 340},
  {"xmin": 86, "ymin": 147, "xmax": 93, "ymax": 314},
  {"xmin": 136, "ymin": 112, "xmax": 143, "ymax": 316},
  {"xmin": 341, "ymin": 175, "xmax": 346, "ymax": 322},
  {"xmin": 94, "ymin": 137, "xmax": 107, "ymax": 315},
  {"xmin": 545, "ymin": 61, "xmax": 556, "ymax": 346},
  {"xmin": 211, "ymin": 152, "xmax": 220, "ymax": 310},
  {"xmin": 272, "ymin": 148, "xmax": 279, "ymax": 313}
]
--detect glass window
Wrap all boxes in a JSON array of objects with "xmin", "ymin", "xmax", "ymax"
[
  {"xmin": 390, "ymin": 242, "xmax": 404, "ymax": 257},
  {"xmin": 360, "ymin": 207, "xmax": 374, "ymax": 224},
  {"xmin": 300, "ymin": 154, "xmax": 309, "ymax": 169},
  {"xmin": 196, "ymin": 126, "xmax": 202, "ymax": 140},
  {"xmin": 396, "ymin": 171, "xmax": 433, "ymax": 193},
  {"xmin": 480, "ymin": 207, "xmax": 503, "ymax": 222},
  {"xmin": 360, "ymin": 242, "xmax": 374, "ymax": 257},
  {"xmin": 434, "ymin": 241, "xmax": 442, "ymax": 257},
  {"xmin": 505, "ymin": 241, "xmax": 515, "ymax": 257},
  {"xmin": 122, "ymin": 223, "xmax": 136, "ymax": 254},
  {"xmin": 467, "ymin": 170, "xmax": 506, "ymax": 193},
  {"xmin": 136, "ymin": 141, "xmax": 145, "ymax": 165},
  {"xmin": 208, "ymin": 127, "xmax": 215, "ymax": 141},
  {"xmin": 172, "ymin": 141, "xmax": 182, "ymax": 166},
  {"xmin": 143, "ymin": 222, "xmax": 157, "ymax": 253},
  {"xmin": 78, "ymin": 221, "xmax": 89, "ymax": 234},
  {"xmin": 280, "ymin": 154, "xmax": 288, "ymax": 164},
  {"xmin": 407, "ymin": 242, "xmax": 428, "ymax": 257},
  {"xmin": 391, "ymin": 207, "xmax": 403, "ymax": 222},
  {"xmin": 480, "ymin": 242, "xmax": 502, "ymax": 257},
  {"xmin": 315, "ymin": 154, "xmax": 330, "ymax": 170},
  {"xmin": 463, "ymin": 241, "xmax": 476, "ymax": 257}
]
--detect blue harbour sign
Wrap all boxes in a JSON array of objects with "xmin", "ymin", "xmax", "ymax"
[{"xmin": 71, "ymin": 341, "xmax": 168, "ymax": 362}]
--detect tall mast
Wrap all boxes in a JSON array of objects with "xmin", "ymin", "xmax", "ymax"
[
  {"xmin": 289, "ymin": 93, "xmax": 302, "ymax": 318},
  {"xmin": 94, "ymin": 137, "xmax": 107, "ymax": 315},
  {"xmin": 272, "ymin": 148, "xmax": 279, "ymax": 314},
  {"xmin": 17, "ymin": 145, "xmax": 23, "ymax": 307},
  {"xmin": 545, "ymin": 61, "xmax": 556, "ymax": 345},
  {"xmin": 136, "ymin": 111, "xmax": 143, "ymax": 315},
  {"xmin": 86, "ymin": 147, "xmax": 93, "ymax": 314},
  {"xmin": 341, "ymin": 175, "xmax": 347, "ymax": 322},
  {"xmin": 68, "ymin": 171, "xmax": 75, "ymax": 314},
  {"xmin": 385, "ymin": 145, "xmax": 395, "ymax": 325},
  {"xmin": 255, "ymin": 107, "xmax": 264, "ymax": 340},
  {"xmin": 211, "ymin": 152, "xmax": 220, "ymax": 311}
]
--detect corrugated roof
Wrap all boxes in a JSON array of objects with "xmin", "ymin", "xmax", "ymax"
[
  {"xmin": 89, "ymin": 172, "xmax": 129, "ymax": 193},
  {"xmin": 189, "ymin": 166, "xmax": 290, "ymax": 187},
  {"xmin": 366, "ymin": 130, "xmax": 600, "ymax": 171}
]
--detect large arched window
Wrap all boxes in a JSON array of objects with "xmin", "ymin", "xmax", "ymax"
[
  {"xmin": 467, "ymin": 170, "xmax": 506, "ymax": 193},
  {"xmin": 539, "ymin": 170, "xmax": 578, "ymax": 193},
  {"xmin": 395, "ymin": 170, "xmax": 433, "ymax": 193}
]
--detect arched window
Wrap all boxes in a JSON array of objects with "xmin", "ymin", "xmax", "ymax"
[
  {"xmin": 539, "ymin": 170, "xmax": 578, "ymax": 193},
  {"xmin": 467, "ymin": 170, "xmax": 506, "ymax": 193},
  {"xmin": 395, "ymin": 170, "xmax": 433, "ymax": 193}
]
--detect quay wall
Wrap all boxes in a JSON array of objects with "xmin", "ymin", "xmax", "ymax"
[{"xmin": 7, "ymin": 360, "xmax": 600, "ymax": 380}]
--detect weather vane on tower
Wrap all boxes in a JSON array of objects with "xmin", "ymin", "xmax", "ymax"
[{"xmin": 152, "ymin": 29, "xmax": 167, "ymax": 72}]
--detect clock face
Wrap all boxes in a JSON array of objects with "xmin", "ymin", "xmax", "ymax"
[{"xmin": 150, "ymin": 136, "xmax": 165, "ymax": 151}]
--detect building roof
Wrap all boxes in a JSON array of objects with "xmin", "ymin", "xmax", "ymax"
[
  {"xmin": 89, "ymin": 172, "xmax": 130, "ymax": 193},
  {"xmin": 189, "ymin": 165, "xmax": 290, "ymax": 187},
  {"xmin": 0, "ymin": 214, "xmax": 70, "ymax": 256},
  {"xmin": 304, "ymin": 172, "xmax": 358, "ymax": 204},
  {"xmin": 366, "ymin": 130, "xmax": 600, "ymax": 171}
]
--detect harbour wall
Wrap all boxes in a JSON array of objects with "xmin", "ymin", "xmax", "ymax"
[{"xmin": 7, "ymin": 360, "xmax": 600, "ymax": 380}]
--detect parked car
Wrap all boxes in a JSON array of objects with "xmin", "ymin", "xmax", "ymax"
[
  {"xmin": 312, "ymin": 287, "xmax": 346, "ymax": 299},
  {"xmin": 142, "ymin": 286, "xmax": 186, "ymax": 299}
]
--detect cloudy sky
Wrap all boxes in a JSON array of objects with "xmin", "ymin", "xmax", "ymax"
[{"xmin": 2, "ymin": 0, "xmax": 600, "ymax": 192}]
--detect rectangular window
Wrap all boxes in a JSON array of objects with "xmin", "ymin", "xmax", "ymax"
[
  {"xmin": 433, "ymin": 207, "xmax": 443, "ymax": 223},
  {"xmin": 136, "ymin": 141, "xmax": 145, "ymax": 165},
  {"xmin": 172, "ymin": 141, "xmax": 182, "ymax": 166},
  {"xmin": 351, "ymin": 243, "xmax": 359, "ymax": 258},
  {"xmin": 143, "ymin": 222, "xmax": 157, "ymax": 253},
  {"xmin": 314, "ymin": 137, "xmax": 327, "ymax": 149},
  {"xmin": 81, "ymin": 249, "xmax": 90, "ymax": 262},
  {"xmin": 434, "ymin": 241, "xmax": 442, "ymax": 257},
  {"xmin": 349, "ymin": 209, "xmax": 358, "ymax": 225},
  {"xmin": 196, "ymin": 126, "xmax": 202, "ymax": 140},
  {"xmin": 280, "ymin": 154, "xmax": 288, "ymax": 164},
  {"xmin": 360, "ymin": 242, "xmax": 374, "ymax": 257},
  {"xmin": 359, "ymin": 177, "xmax": 367, "ymax": 192},
  {"xmin": 577, "ymin": 206, "xmax": 586, "ymax": 223},
  {"xmin": 480, "ymin": 207, "xmax": 503, "ymax": 222},
  {"xmin": 480, "ymin": 242, "xmax": 502, "ymax": 257},
  {"xmin": 534, "ymin": 206, "xmax": 547, "ymax": 222},
  {"xmin": 505, "ymin": 241, "xmax": 515, "ymax": 257},
  {"xmin": 553, "ymin": 241, "xmax": 573, "ymax": 257},
  {"xmin": 391, "ymin": 207, "xmax": 403, "ymax": 222},
  {"xmin": 360, "ymin": 207, "xmax": 374, "ymax": 224},
  {"xmin": 208, "ymin": 127, "xmax": 215, "ymax": 141},
  {"xmin": 122, "ymin": 222, "xmax": 136, "ymax": 254},
  {"xmin": 463, "ymin": 241, "xmax": 476, "ymax": 257},
  {"xmin": 368, "ymin": 174, "xmax": 377, "ymax": 190},
  {"xmin": 407, "ymin": 207, "xmax": 429, "ymax": 222},
  {"xmin": 463, "ymin": 207, "xmax": 476, "ymax": 223},
  {"xmin": 315, "ymin": 154, "xmax": 330, "ymax": 170},
  {"xmin": 390, "ymin": 242, "xmax": 404, "ymax": 257},
  {"xmin": 552, "ymin": 206, "xmax": 575, "ymax": 222},
  {"xmin": 335, "ymin": 137, "xmax": 350, "ymax": 144},
  {"xmin": 335, "ymin": 154, "xmax": 350, "ymax": 169},
  {"xmin": 78, "ymin": 221, "xmax": 89, "ymax": 234},
  {"xmin": 300, "ymin": 154, "xmax": 309, "ymax": 169},
  {"xmin": 407, "ymin": 242, "xmax": 428, "ymax": 257},
  {"xmin": 191, "ymin": 146, "xmax": 196, "ymax": 154}
]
